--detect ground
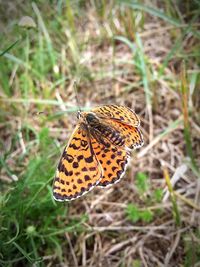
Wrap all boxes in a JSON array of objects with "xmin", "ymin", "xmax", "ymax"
[{"xmin": 0, "ymin": 1, "xmax": 200, "ymax": 267}]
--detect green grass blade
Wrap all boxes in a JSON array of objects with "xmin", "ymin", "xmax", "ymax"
[
  {"xmin": 13, "ymin": 242, "xmax": 36, "ymax": 264},
  {"xmin": 164, "ymin": 168, "xmax": 181, "ymax": 226},
  {"xmin": 118, "ymin": 0, "xmax": 181, "ymax": 26},
  {"xmin": 135, "ymin": 33, "xmax": 151, "ymax": 106},
  {"xmin": 181, "ymin": 62, "xmax": 199, "ymax": 174},
  {"xmin": 114, "ymin": 36, "xmax": 136, "ymax": 52},
  {"xmin": 0, "ymin": 39, "xmax": 20, "ymax": 57},
  {"xmin": 32, "ymin": 2, "xmax": 56, "ymax": 68}
]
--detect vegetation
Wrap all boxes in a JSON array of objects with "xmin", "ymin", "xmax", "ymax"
[{"xmin": 0, "ymin": 1, "xmax": 200, "ymax": 266}]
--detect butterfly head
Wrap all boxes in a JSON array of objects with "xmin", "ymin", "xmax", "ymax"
[
  {"xmin": 77, "ymin": 110, "xmax": 82, "ymax": 119},
  {"xmin": 77, "ymin": 112, "xmax": 99, "ymax": 127}
]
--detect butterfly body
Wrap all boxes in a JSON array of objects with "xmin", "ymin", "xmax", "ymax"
[{"xmin": 53, "ymin": 105, "xmax": 143, "ymax": 201}]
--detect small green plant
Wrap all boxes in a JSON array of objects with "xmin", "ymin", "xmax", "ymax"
[
  {"xmin": 132, "ymin": 259, "xmax": 142, "ymax": 267},
  {"xmin": 128, "ymin": 173, "xmax": 163, "ymax": 223},
  {"xmin": 152, "ymin": 188, "xmax": 163, "ymax": 202},
  {"xmin": 139, "ymin": 210, "xmax": 153, "ymax": 223},
  {"xmin": 135, "ymin": 172, "xmax": 149, "ymax": 194},
  {"xmin": 126, "ymin": 204, "xmax": 153, "ymax": 223},
  {"xmin": 126, "ymin": 204, "xmax": 140, "ymax": 223}
]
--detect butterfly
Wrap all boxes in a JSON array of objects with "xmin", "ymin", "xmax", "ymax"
[{"xmin": 53, "ymin": 105, "xmax": 143, "ymax": 201}]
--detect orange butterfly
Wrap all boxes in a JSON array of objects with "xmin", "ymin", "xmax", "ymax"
[{"xmin": 53, "ymin": 105, "xmax": 143, "ymax": 201}]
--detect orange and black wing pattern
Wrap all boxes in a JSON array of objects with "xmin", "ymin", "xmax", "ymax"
[
  {"xmin": 92, "ymin": 105, "xmax": 141, "ymax": 127},
  {"xmin": 91, "ymin": 105, "xmax": 143, "ymax": 149},
  {"xmin": 91, "ymin": 135, "xmax": 130, "ymax": 187},
  {"xmin": 53, "ymin": 105, "xmax": 143, "ymax": 201},
  {"xmin": 53, "ymin": 125, "xmax": 102, "ymax": 201}
]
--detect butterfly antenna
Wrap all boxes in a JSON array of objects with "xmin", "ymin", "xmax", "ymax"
[{"xmin": 73, "ymin": 80, "xmax": 81, "ymax": 119}]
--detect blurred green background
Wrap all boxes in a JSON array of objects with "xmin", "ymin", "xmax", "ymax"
[{"xmin": 0, "ymin": 1, "xmax": 200, "ymax": 266}]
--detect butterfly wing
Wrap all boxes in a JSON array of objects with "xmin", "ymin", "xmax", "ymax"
[
  {"xmin": 92, "ymin": 139, "xmax": 130, "ymax": 187},
  {"xmin": 53, "ymin": 125, "xmax": 102, "ymax": 201},
  {"xmin": 101, "ymin": 119, "xmax": 143, "ymax": 149},
  {"xmin": 89, "ymin": 105, "xmax": 143, "ymax": 187},
  {"xmin": 91, "ymin": 105, "xmax": 143, "ymax": 150},
  {"xmin": 91, "ymin": 105, "xmax": 140, "ymax": 127}
]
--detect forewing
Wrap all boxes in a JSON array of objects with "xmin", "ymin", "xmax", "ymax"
[
  {"xmin": 53, "ymin": 125, "xmax": 102, "ymax": 201},
  {"xmin": 91, "ymin": 105, "xmax": 140, "ymax": 127}
]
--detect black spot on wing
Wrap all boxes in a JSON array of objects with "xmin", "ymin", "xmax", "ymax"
[
  {"xmin": 72, "ymin": 162, "xmax": 79, "ymax": 168},
  {"xmin": 63, "ymin": 153, "xmax": 74, "ymax": 163},
  {"xmin": 69, "ymin": 143, "xmax": 80, "ymax": 150},
  {"xmin": 85, "ymin": 155, "xmax": 93, "ymax": 163},
  {"xmin": 84, "ymin": 175, "xmax": 91, "ymax": 181}
]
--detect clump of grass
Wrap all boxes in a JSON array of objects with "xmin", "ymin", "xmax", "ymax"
[
  {"xmin": 0, "ymin": 128, "xmax": 87, "ymax": 265},
  {"xmin": 180, "ymin": 62, "xmax": 199, "ymax": 174}
]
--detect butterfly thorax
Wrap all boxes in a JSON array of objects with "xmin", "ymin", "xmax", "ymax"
[{"xmin": 85, "ymin": 113, "xmax": 100, "ymax": 126}]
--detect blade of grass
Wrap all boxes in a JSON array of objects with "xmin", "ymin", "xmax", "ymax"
[
  {"xmin": 0, "ymin": 39, "xmax": 20, "ymax": 57},
  {"xmin": 1, "ymin": 52, "xmax": 41, "ymax": 77},
  {"xmin": 181, "ymin": 61, "xmax": 199, "ymax": 174},
  {"xmin": 0, "ymin": 256, "xmax": 26, "ymax": 265},
  {"xmin": 135, "ymin": 33, "xmax": 152, "ymax": 106},
  {"xmin": 159, "ymin": 12, "xmax": 200, "ymax": 76},
  {"xmin": 135, "ymin": 33, "xmax": 153, "ymax": 140},
  {"xmin": 114, "ymin": 33, "xmax": 153, "ymax": 140},
  {"xmin": 163, "ymin": 167, "xmax": 181, "ymax": 226},
  {"xmin": 4, "ymin": 219, "xmax": 20, "ymax": 245},
  {"xmin": 30, "ymin": 236, "xmax": 40, "ymax": 263},
  {"xmin": 65, "ymin": 0, "xmax": 75, "ymax": 33},
  {"xmin": 114, "ymin": 36, "xmax": 136, "ymax": 52},
  {"xmin": 0, "ymin": 156, "xmax": 15, "ymax": 180},
  {"xmin": 25, "ymin": 176, "xmax": 53, "ymax": 211},
  {"xmin": 48, "ymin": 236, "xmax": 63, "ymax": 261},
  {"xmin": 32, "ymin": 2, "xmax": 56, "ymax": 68},
  {"xmin": 13, "ymin": 242, "xmax": 36, "ymax": 264},
  {"xmin": 0, "ymin": 97, "xmax": 77, "ymax": 107},
  {"xmin": 118, "ymin": 0, "xmax": 181, "ymax": 26},
  {"xmin": 137, "ymin": 116, "xmax": 183, "ymax": 158},
  {"xmin": 174, "ymin": 191, "xmax": 200, "ymax": 211},
  {"xmin": 42, "ymin": 215, "xmax": 88, "ymax": 237}
]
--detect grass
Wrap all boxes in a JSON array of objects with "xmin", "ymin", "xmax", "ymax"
[
  {"xmin": 163, "ymin": 167, "xmax": 181, "ymax": 226},
  {"xmin": 0, "ymin": 1, "xmax": 200, "ymax": 266}
]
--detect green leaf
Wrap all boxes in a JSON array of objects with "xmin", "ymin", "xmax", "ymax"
[
  {"xmin": 153, "ymin": 189, "xmax": 163, "ymax": 202},
  {"xmin": 126, "ymin": 204, "xmax": 140, "ymax": 223},
  {"xmin": 135, "ymin": 172, "xmax": 149, "ymax": 193},
  {"xmin": 139, "ymin": 210, "xmax": 153, "ymax": 223}
]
